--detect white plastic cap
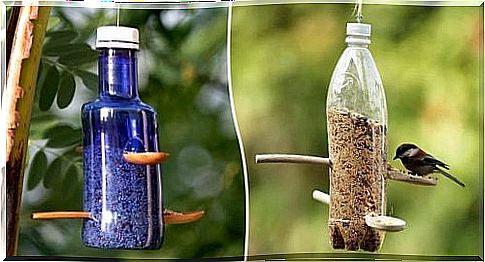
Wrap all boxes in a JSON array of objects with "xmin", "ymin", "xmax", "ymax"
[
  {"xmin": 96, "ymin": 26, "xmax": 139, "ymax": 50},
  {"xmin": 345, "ymin": 23, "xmax": 371, "ymax": 45},
  {"xmin": 346, "ymin": 23, "xmax": 371, "ymax": 37}
]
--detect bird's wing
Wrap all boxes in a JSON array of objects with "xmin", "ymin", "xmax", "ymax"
[{"xmin": 422, "ymin": 155, "xmax": 450, "ymax": 170}]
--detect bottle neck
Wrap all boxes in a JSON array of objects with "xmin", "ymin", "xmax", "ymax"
[{"xmin": 98, "ymin": 48, "xmax": 139, "ymax": 100}]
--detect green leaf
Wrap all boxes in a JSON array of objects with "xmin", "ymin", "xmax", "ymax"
[
  {"xmin": 27, "ymin": 151, "xmax": 47, "ymax": 191},
  {"xmin": 57, "ymin": 44, "xmax": 98, "ymax": 66},
  {"xmin": 43, "ymin": 43, "xmax": 90, "ymax": 57},
  {"xmin": 43, "ymin": 157, "xmax": 65, "ymax": 189},
  {"xmin": 44, "ymin": 30, "xmax": 77, "ymax": 48},
  {"xmin": 46, "ymin": 16, "xmax": 61, "ymax": 31},
  {"xmin": 46, "ymin": 29, "xmax": 77, "ymax": 40},
  {"xmin": 62, "ymin": 164, "xmax": 80, "ymax": 200},
  {"xmin": 38, "ymin": 65, "xmax": 60, "ymax": 111},
  {"xmin": 43, "ymin": 124, "xmax": 81, "ymax": 148},
  {"xmin": 56, "ymin": 71, "xmax": 76, "ymax": 109},
  {"xmin": 75, "ymin": 70, "xmax": 98, "ymax": 91}
]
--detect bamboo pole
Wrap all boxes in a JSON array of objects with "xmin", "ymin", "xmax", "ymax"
[
  {"xmin": 6, "ymin": 7, "xmax": 21, "ymax": 64},
  {"xmin": 3, "ymin": 4, "xmax": 51, "ymax": 256}
]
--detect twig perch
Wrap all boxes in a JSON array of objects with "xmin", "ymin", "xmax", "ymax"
[
  {"xmin": 255, "ymin": 154, "xmax": 331, "ymax": 166},
  {"xmin": 255, "ymin": 153, "xmax": 437, "ymax": 186},
  {"xmin": 386, "ymin": 164, "xmax": 437, "ymax": 186}
]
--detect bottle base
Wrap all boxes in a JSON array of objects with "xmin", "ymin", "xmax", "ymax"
[{"xmin": 82, "ymin": 237, "xmax": 162, "ymax": 250}]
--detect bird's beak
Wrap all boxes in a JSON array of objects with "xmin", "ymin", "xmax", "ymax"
[{"xmin": 393, "ymin": 155, "xmax": 398, "ymax": 160}]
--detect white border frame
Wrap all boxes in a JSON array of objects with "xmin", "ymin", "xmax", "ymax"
[{"xmin": 1, "ymin": 1, "xmax": 484, "ymax": 261}]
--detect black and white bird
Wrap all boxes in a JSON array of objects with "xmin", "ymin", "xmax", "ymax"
[{"xmin": 393, "ymin": 143, "xmax": 465, "ymax": 187}]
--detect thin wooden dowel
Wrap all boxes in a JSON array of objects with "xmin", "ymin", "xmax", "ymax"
[
  {"xmin": 255, "ymin": 154, "xmax": 331, "ymax": 166},
  {"xmin": 31, "ymin": 209, "xmax": 205, "ymax": 225},
  {"xmin": 31, "ymin": 211, "xmax": 92, "ymax": 220},
  {"xmin": 312, "ymin": 190, "xmax": 330, "ymax": 205}
]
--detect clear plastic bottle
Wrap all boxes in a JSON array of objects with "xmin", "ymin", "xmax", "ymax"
[{"xmin": 326, "ymin": 23, "xmax": 387, "ymax": 252}]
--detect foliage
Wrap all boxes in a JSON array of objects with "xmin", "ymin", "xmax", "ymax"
[{"xmin": 19, "ymin": 8, "xmax": 243, "ymax": 259}]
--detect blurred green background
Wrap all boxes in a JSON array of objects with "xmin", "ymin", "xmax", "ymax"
[
  {"xmin": 17, "ymin": 7, "xmax": 245, "ymax": 259},
  {"xmin": 231, "ymin": 3, "xmax": 482, "ymax": 257}
]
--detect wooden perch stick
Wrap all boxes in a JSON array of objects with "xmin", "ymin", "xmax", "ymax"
[
  {"xmin": 31, "ymin": 211, "xmax": 92, "ymax": 220},
  {"xmin": 163, "ymin": 210, "xmax": 205, "ymax": 225},
  {"xmin": 31, "ymin": 209, "xmax": 205, "ymax": 225},
  {"xmin": 312, "ymin": 190, "xmax": 330, "ymax": 205},
  {"xmin": 386, "ymin": 164, "xmax": 437, "ymax": 186},
  {"xmin": 123, "ymin": 152, "xmax": 170, "ymax": 165},
  {"xmin": 255, "ymin": 154, "xmax": 331, "ymax": 166},
  {"xmin": 255, "ymin": 153, "xmax": 437, "ymax": 186}
]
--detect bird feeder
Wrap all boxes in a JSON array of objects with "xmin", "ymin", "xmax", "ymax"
[
  {"xmin": 255, "ymin": 22, "xmax": 437, "ymax": 252},
  {"xmin": 31, "ymin": 26, "xmax": 204, "ymax": 249}
]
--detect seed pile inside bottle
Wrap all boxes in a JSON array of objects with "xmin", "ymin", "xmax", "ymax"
[
  {"xmin": 82, "ymin": 145, "xmax": 162, "ymax": 249},
  {"xmin": 327, "ymin": 107, "xmax": 387, "ymax": 252}
]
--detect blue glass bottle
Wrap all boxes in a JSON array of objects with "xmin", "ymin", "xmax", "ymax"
[{"xmin": 81, "ymin": 26, "xmax": 163, "ymax": 249}]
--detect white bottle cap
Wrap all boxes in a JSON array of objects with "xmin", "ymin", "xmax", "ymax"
[
  {"xmin": 96, "ymin": 26, "xmax": 139, "ymax": 50},
  {"xmin": 346, "ymin": 23, "xmax": 371, "ymax": 45},
  {"xmin": 346, "ymin": 23, "xmax": 371, "ymax": 37}
]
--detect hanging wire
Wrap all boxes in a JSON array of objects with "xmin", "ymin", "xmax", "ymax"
[
  {"xmin": 352, "ymin": 0, "xmax": 363, "ymax": 23},
  {"xmin": 116, "ymin": 4, "xmax": 121, "ymax": 27}
]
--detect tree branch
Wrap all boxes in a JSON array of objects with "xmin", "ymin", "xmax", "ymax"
[
  {"xmin": 6, "ymin": 7, "xmax": 21, "ymax": 64},
  {"xmin": 3, "ymin": 5, "xmax": 51, "ymax": 256}
]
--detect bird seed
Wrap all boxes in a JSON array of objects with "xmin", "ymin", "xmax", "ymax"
[{"xmin": 327, "ymin": 107, "xmax": 387, "ymax": 252}]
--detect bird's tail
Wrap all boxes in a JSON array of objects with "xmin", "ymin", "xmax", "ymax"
[{"xmin": 437, "ymin": 168, "xmax": 465, "ymax": 187}]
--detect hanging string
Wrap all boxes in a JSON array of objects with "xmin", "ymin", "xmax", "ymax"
[
  {"xmin": 116, "ymin": 4, "xmax": 121, "ymax": 27},
  {"xmin": 354, "ymin": 0, "xmax": 363, "ymax": 23}
]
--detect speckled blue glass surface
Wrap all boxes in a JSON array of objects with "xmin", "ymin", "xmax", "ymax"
[{"xmin": 81, "ymin": 48, "xmax": 163, "ymax": 249}]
